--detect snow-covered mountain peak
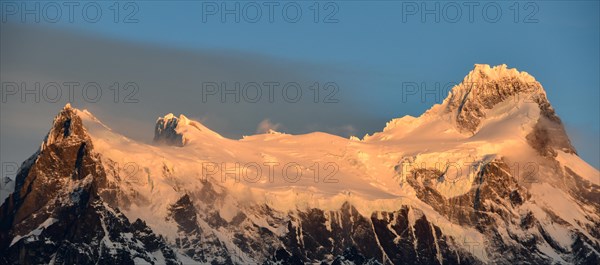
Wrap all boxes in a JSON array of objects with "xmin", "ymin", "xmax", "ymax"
[
  {"xmin": 466, "ymin": 64, "xmax": 537, "ymax": 84},
  {"xmin": 370, "ymin": 65, "xmax": 548, "ymax": 140},
  {"xmin": 42, "ymin": 103, "xmax": 91, "ymax": 149},
  {"xmin": 432, "ymin": 64, "xmax": 556, "ymax": 134},
  {"xmin": 369, "ymin": 64, "xmax": 575, "ymax": 160},
  {"xmin": 156, "ymin": 113, "xmax": 193, "ymax": 125},
  {"xmin": 154, "ymin": 113, "xmax": 223, "ymax": 146},
  {"xmin": 154, "ymin": 113, "xmax": 186, "ymax": 146},
  {"xmin": 159, "ymin": 113, "xmax": 176, "ymax": 122}
]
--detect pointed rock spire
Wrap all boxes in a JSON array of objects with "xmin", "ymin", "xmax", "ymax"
[
  {"xmin": 154, "ymin": 113, "xmax": 185, "ymax": 147},
  {"xmin": 42, "ymin": 103, "xmax": 91, "ymax": 149}
]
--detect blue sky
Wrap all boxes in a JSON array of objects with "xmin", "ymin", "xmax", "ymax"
[
  {"xmin": 45, "ymin": 0, "xmax": 599, "ymax": 119},
  {"xmin": 1, "ymin": 0, "xmax": 599, "ymax": 168}
]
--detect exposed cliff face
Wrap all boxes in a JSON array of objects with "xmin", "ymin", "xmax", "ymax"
[
  {"xmin": 0, "ymin": 177, "xmax": 14, "ymax": 204},
  {"xmin": 277, "ymin": 203, "xmax": 480, "ymax": 265},
  {"xmin": 0, "ymin": 105, "xmax": 180, "ymax": 265},
  {"xmin": 4, "ymin": 195, "xmax": 180, "ymax": 265},
  {"xmin": 438, "ymin": 64, "xmax": 576, "ymax": 156},
  {"xmin": 166, "ymin": 193, "xmax": 233, "ymax": 264},
  {"xmin": 163, "ymin": 191, "xmax": 480, "ymax": 265},
  {"xmin": 1, "ymin": 105, "xmax": 96, "ymax": 250},
  {"xmin": 401, "ymin": 159, "xmax": 600, "ymax": 264},
  {"xmin": 443, "ymin": 65, "xmax": 542, "ymax": 132},
  {"xmin": 154, "ymin": 114, "xmax": 185, "ymax": 147},
  {"xmin": 154, "ymin": 113, "xmax": 223, "ymax": 147}
]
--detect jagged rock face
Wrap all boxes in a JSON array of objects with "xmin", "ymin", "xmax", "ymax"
[
  {"xmin": 403, "ymin": 160, "xmax": 530, "ymax": 227},
  {"xmin": 273, "ymin": 203, "xmax": 479, "ymax": 265},
  {"xmin": 153, "ymin": 176, "xmax": 481, "ymax": 264},
  {"xmin": 154, "ymin": 114, "xmax": 185, "ymax": 147},
  {"xmin": 444, "ymin": 65, "xmax": 544, "ymax": 133},
  {"xmin": 442, "ymin": 65, "xmax": 576, "ymax": 155},
  {"xmin": 163, "ymin": 188, "xmax": 480, "ymax": 265},
  {"xmin": 166, "ymin": 192, "xmax": 233, "ymax": 264},
  {"xmin": 152, "ymin": 159, "xmax": 596, "ymax": 264},
  {"xmin": 0, "ymin": 106, "xmax": 180, "ymax": 265},
  {"xmin": 0, "ymin": 106, "xmax": 97, "ymax": 250},
  {"xmin": 400, "ymin": 159, "xmax": 600, "ymax": 264},
  {"xmin": 0, "ymin": 177, "xmax": 14, "ymax": 203},
  {"xmin": 4, "ymin": 195, "xmax": 179, "ymax": 265}
]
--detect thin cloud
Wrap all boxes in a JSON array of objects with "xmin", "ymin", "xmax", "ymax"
[{"xmin": 256, "ymin": 119, "xmax": 283, "ymax": 134}]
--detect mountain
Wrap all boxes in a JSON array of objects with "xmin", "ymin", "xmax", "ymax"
[
  {"xmin": 0, "ymin": 178, "xmax": 13, "ymax": 204},
  {"xmin": 1, "ymin": 65, "xmax": 598, "ymax": 264}
]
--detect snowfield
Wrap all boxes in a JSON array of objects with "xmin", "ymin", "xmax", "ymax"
[{"xmin": 67, "ymin": 64, "xmax": 598, "ymax": 263}]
